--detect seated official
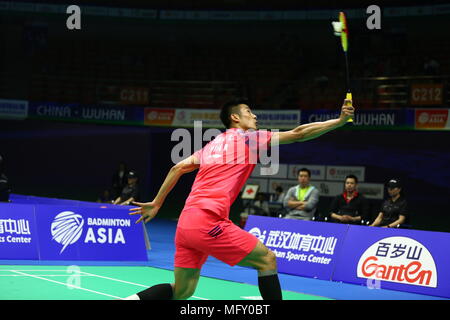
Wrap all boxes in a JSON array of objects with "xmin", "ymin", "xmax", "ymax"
[
  {"xmin": 329, "ymin": 175, "xmax": 369, "ymax": 224},
  {"xmin": 113, "ymin": 171, "xmax": 139, "ymax": 206},
  {"xmin": 370, "ymin": 179, "xmax": 408, "ymax": 228},
  {"xmin": 283, "ymin": 168, "xmax": 319, "ymax": 220}
]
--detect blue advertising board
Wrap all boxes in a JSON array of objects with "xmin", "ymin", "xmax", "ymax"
[
  {"xmin": 244, "ymin": 215, "xmax": 450, "ymax": 298},
  {"xmin": 244, "ymin": 215, "xmax": 348, "ymax": 280},
  {"xmin": 0, "ymin": 201, "xmax": 147, "ymax": 262},
  {"xmin": 0, "ymin": 99, "xmax": 28, "ymax": 120},
  {"xmin": 332, "ymin": 225, "xmax": 450, "ymax": 298},
  {"xmin": 28, "ymin": 102, "xmax": 144, "ymax": 125},
  {"xmin": 0, "ymin": 203, "xmax": 39, "ymax": 260},
  {"xmin": 34, "ymin": 205, "xmax": 147, "ymax": 261},
  {"xmin": 301, "ymin": 109, "xmax": 414, "ymax": 129}
]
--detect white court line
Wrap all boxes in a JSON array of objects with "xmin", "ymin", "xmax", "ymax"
[
  {"xmin": 5, "ymin": 269, "xmax": 209, "ymax": 300},
  {"xmin": 0, "ymin": 274, "xmax": 92, "ymax": 277},
  {"xmin": 79, "ymin": 271, "xmax": 153, "ymax": 288},
  {"xmin": 79, "ymin": 270, "xmax": 209, "ymax": 300},
  {"xmin": 3, "ymin": 269, "xmax": 72, "ymax": 272},
  {"xmin": 0, "ymin": 269, "xmax": 209, "ymax": 300},
  {"xmin": 10, "ymin": 270, "xmax": 122, "ymax": 300}
]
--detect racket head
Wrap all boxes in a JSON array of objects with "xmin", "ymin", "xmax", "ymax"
[{"xmin": 339, "ymin": 12, "xmax": 348, "ymax": 52}]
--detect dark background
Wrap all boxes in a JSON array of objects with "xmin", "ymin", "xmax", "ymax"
[{"xmin": 0, "ymin": 1, "xmax": 449, "ymax": 231}]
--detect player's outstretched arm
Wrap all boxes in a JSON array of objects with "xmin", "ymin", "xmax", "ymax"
[
  {"xmin": 129, "ymin": 155, "xmax": 199, "ymax": 223},
  {"xmin": 272, "ymin": 99, "xmax": 354, "ymax": 145}
]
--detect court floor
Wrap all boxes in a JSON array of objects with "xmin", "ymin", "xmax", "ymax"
[{"xmin": 0, "ymin": 265, "xmax": 330, "ymax": 300}]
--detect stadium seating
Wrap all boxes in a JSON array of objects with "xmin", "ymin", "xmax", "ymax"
[{"xmin": 1, "ymin": 15, "xmax": 448, "ymax": 110}]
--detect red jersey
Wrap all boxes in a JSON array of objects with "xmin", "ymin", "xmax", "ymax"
[{"xmin": 178, "ymin": 128, "xmax": 273, "ymax": 227}]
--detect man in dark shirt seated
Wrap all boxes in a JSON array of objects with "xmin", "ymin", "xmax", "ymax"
[
  {"xmin": 113, "ymin": 171, "xmax": 139, "ymax": 206},
  {"xmin": 370, "ymin": 178, "xmax": 408, "ymax": 228},
  {"xmin": 329, "ymin": 175, "xmax": 369, "ymax": 224}
]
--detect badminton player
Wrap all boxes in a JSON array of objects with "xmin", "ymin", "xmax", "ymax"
[{"xmin": 125, "ymin": 98, "xmax": 354, "ymax": 300}]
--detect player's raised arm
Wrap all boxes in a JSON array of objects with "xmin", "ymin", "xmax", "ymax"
[
  {"xmin": 271, "ymin": 99, "xmax": 354, "ymax": 145},
  {"xmin": 129, "ymin": 154, "xmax": 200, "ymax": 223}
]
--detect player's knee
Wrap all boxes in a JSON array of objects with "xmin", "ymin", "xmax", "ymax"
[
  {"xmin": 174, "ymin": 285, "xmax": 195, "ymax": 300},
  {"xmin": 260, "ymin": 249, "xmax": 277, "ymax": 271},
  {"xmin": 267, "ymin": 250, "xmax": 277, "ymax": 269},
  {"xmin": 177, "ymin": 289, "xmax": 195, "ymax": 300}
]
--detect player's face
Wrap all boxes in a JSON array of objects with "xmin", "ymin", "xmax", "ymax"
[
  {"xmin": 298, "ymin": 171, "xmax": 310, "ymax": 187},
  {"xmin": 237, "ymin": 104, "xmax": 258, "ymax": 130},
  {"xmin": 345, "ymin": 178, "xmax": 357, "ymax": 193},
  {"xmin": 388, "ymin": 187, "xmax": 401, "ymax": 198}
]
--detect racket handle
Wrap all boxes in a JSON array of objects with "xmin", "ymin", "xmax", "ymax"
[{"xmin": 345, "ymin": 92, "xmax": 353, "ymax": 122}]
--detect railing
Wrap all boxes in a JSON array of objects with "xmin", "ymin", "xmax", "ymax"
[
  {"xmin": 353, "ymin": 75, "xmax": 450, "ymax": 108},
  {"xmin": 0, "ymin": 71, "xmax": 449, "ymax": 110},
  {"xmin": 26, "ymin": 73, "xmax": 242, "ymax": 108}
]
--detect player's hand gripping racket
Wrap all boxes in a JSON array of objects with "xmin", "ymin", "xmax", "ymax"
[{"xmin": 332, "ymin": 11, "xmax": 353, "ymax": 122}]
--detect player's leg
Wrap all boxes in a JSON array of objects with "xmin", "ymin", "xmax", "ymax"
[
  {"xmin": 237, "ymin": 240, "xmax": 282, "ymax": 300},
  {"xmin": 171, "ymin": 226, "xmax": 207, "ymax": 299},
  {"xmin": 237, "ymin": 239, "xmax": 276, "ymax": 271},
  {"xmin": 173, "ymin": 267, "xmax": 201, "ymax": 300},
  {"xmin": 123, "ymin": 282, "xmax": 174, "ymax": 300},
  {"xmin": 123, "ymin": 267, "xmax": 200, "ymax": 300},
  {"xmin": 123, "ymin": 226, "xmax": 205, "ymax": 300},
  {"xmin": 203, "ymin": 220, "xmax": 282, "ymax": 300}
]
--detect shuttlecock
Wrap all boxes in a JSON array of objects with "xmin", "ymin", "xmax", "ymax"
[{"xmin": 332, "ymin": 21, "xmax": 342, "ymax": 36}]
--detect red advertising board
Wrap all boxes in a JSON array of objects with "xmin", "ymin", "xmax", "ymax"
[
  {"xmin": 144, "ymin": 108, "xmax": 175, "ymax": 126},
  {"xmin": 415, "ymin": 109, "xmax": 449, "ymax": 129}
]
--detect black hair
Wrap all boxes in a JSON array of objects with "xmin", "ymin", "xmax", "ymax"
[
  {"xmin": 297, "ymin": 168, "xmax": 311, "ymax": 177},
  {"xmin": 220, "ymin": 97, "xmax": 250, "ymax": 129},
  {"xmin": 345, "ymin": 174, "xmax": 358, "ymax": 184},
  {"xmin": 275, "ymin": 186, "xmax": 283, "ymax": 193}
]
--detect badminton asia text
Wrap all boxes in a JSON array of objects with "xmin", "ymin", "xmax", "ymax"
[
  {"xmin": 179, "ymin": 304, "xmax": 270, "ymax": 317},
  {"xmin": 84, "ymin": 218, "xmax": 130, "ymax": 244}
]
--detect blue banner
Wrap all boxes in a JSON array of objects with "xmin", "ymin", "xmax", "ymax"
[
  {"xmin": 0, "ymin": 203, "xmax": 39, "ymax": 260},
  {"xmin": 0, "ymin": 201, "xmax": 147, "ymax": 262},
  {"xmin": 244, "ymin": 215, "xmax": 348, "ymax": 280},
  {"xmin": 34, "ymin": 205, "xmax": 147, "ymax": 261},
  {"xmin": 0, "ymin": 99, "xmax": 28, "ymax": 120},
  {"xmin": 244, "ymin": 216, "xmax": 450, "ymax": 298},
  {"xmin": 301, "ymin": 109, "xmax": 414, "ymax": 129},
  {"xmin": 332, "ymin": 225, "xmax": 450, "ymax": 298},
  {"xmin": 28, "ymin": 102, "xmax": 144, "ymax": 125}
]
